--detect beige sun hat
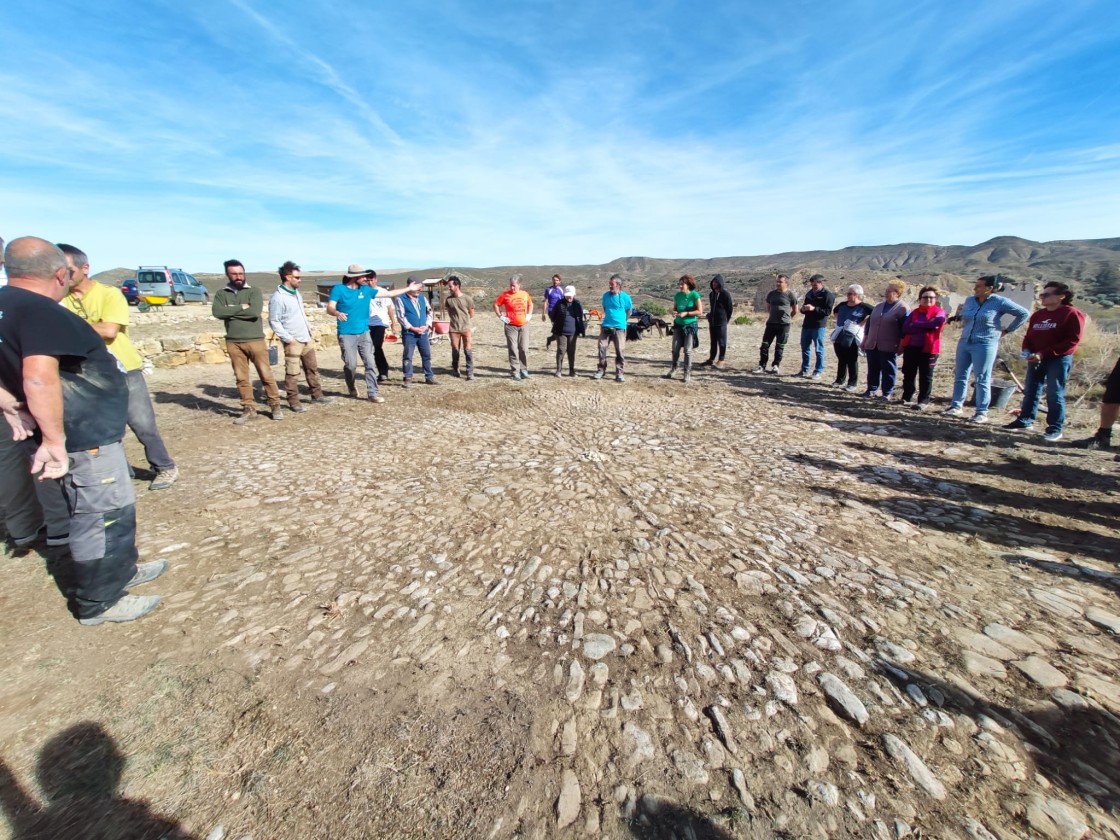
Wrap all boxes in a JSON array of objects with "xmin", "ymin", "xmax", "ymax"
[{"xmin": 343, "ymin": 264, "xmax": 374, "ymax": 279}]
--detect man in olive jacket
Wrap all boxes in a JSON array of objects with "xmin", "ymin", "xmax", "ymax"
[{"xmin": 212, "ymin": 259, "xmax": 282, "ymax": 424}]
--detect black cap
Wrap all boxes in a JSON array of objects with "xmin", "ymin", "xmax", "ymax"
[{"xmin": 809, "ymin": 274, "xmax": 825, "ymax": 282}]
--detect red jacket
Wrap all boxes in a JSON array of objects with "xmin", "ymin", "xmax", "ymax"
[
  {"xmin": 899, "ymin": 305, "xmax": 947, "ymax": 354},
  {"xmin": 1022, "ymin": 305, "xmax": 1084, "ymax": 358}
]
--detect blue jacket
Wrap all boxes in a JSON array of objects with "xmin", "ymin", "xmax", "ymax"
[{"xmin": 960, "ymin": 294, "xmax": 1029, "ymax": 344}]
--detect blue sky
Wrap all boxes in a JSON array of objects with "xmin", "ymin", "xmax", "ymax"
[{"xmin": 2, "ymin": 0, "xmax": 1118, "ymax": 273}]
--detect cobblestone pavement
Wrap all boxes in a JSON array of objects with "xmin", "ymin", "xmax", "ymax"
[{"xmin": 1, "ymin": 320, "xmax": 1118, "ymax": 839}]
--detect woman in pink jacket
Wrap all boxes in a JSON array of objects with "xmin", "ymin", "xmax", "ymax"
[{"xmin": 898, "ymin": 286, "xmax": 947, "ymax": 410}]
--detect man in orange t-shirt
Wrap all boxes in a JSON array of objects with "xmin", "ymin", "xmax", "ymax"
[{"xmin": 493, "ymin": 274, "xmax": 534, "ymax": 379}]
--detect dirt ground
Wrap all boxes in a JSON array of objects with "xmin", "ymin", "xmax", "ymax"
[{"xmin": 1, "ymin": 312, "xmax": 1119, "ymax": 840}]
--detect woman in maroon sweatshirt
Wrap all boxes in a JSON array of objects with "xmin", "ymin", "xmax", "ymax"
[
  {"xmin": 1003, "ymin": 281, "xmax": 1085, "ymax": 442},
  {"xmin": 899, "ymin": 286, "xmax": 947, "ymax": 410}
]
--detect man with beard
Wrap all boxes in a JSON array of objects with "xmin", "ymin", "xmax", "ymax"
[
  {"xmin": 213, "ymin": 259, "xmax": 283, "ymax": 423},
  {"xmin": 267, "ymin": 260, "xmax": 333, "ymax": 412}
]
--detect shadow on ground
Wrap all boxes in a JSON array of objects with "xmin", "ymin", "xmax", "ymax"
[{"xmin": 0, "ymin": 722, "xmax": 193, "ymax": 839}]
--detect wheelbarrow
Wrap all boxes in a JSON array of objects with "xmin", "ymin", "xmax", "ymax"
[{"xmin": 137, "ymin": 294, "xmax": 170, "ymax": 313}]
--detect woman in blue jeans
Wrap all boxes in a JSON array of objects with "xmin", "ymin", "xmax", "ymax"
[{"xmin": 943, "ymin": 275, "xmax": 1029, "ymax": 423}]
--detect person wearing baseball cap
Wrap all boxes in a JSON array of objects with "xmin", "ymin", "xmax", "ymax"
[{"xmin": 327, "ymin": 265, "xmax": 420, "ymax": 403}]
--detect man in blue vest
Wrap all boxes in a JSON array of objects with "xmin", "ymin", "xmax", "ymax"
[{"xmin": 394, "ymin": 276, "xmax": 437, "ymax": 386}]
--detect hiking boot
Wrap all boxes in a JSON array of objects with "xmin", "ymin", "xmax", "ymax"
[
  {"xmin": 311, "ymin": 396, "xmax": 335, "ymax": 405},
  {"xmin": 368, "ymin": 395, "xmax": 385, "ymax": 404},
  {"xmin": 424, "ymin": 378, "xmax": 438, "ymax": 385},
  {"xmin": 402, "ymin": 379, "xmax": 412, "ymax": 389},
  {"xmin": 270, "ymin": 408, "xmax": 284, "ymax": 421},
  {"xmin": 1042, "ymin": 430, "xmax": 1064, "ymax": 443},
  {"xmin": 663, "ymin": 366, "xmax": 676, "ymax": 379},
  {"xmin": 232, "ymin": 409, "xmax": 257, "ymax": 425},
  {"xmin": 348, "ymin": 390, "xmax": 359, "ymax": 399},
  {"xmin": 1003, "ymin": 419, "xmax": 1031, "ymax": 430},
  {"xmin": 149, "ymin": 468, "xmax": 179, "ymax": 491},
  {"xmin": 615, "ymin": 373, "xmax": 625, "ymax": 383},
  {"xmin": 593, "ymin": 370, "xmax": 604, "ymax": 380},
  {"xmin": 520, "ymin": 370, "xmax": 530, "ymax": 379},
  {"xmin": 510, "ymin": 373, "xmax": 521, "ymax": 381},
  {"xmin": 451, "ymin": 370, "xmax": 461, "ymax": 378},
  {"xmin": 288, "ymin": 403, "xmax": 306, "ymax": 413},
  {"xmin": 683, "ymin": 370, "xmax": 691, "ymax": 384},
  {"xmin": 1070, "ymin": 431, "xmax": 1112, "ymax": 450},
  {"xmin": 79, "ymin": 595, "xmax": 162, "ymax": 626},
  {"xmin": 128, "ymin": 560, "xmax": 168, "ymax": 587},
  {"xmin": 466, "ymin": 373, "xmax": 475, "ymax": 381}
]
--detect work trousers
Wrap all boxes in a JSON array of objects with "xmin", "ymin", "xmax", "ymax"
[
  {"xmin": 759, "ymin": 323, "xmax": 790, "ymax": 368},
  {"xmin": 0, "ymin": 436, "xmax": 71, "ymax": 545},
  {"xmin": 56, "ymin": 442, "xmax": 139, "ymax": 620},
  {"xmin": 339, "ymin": 332, "xmax": 380, "ymax": 397},
  {"xmin": 227, "ymin": 339, "xmax": 281, "ymax": 411},
  {"xmin": 596, "ymin": 327, "xmax": 626, "ymax": 374},
  {"xmin": 282, "ymin": 340, "xmax": 324, "ymax": 405}
]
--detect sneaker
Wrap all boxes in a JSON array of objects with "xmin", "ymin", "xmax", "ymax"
[
  {"xmin": 567, "ymin": 371, "xmax": 576, "ymax": 377},
  {"xmin": 451, "ymin": 370, "xmax": 461, "ymax": 378},
  {"xmin": 863, "ymin": 389, "xmax": 877, "ymax": 398},
  {"xmin": 520, "ymin": 370, "xmax": 530, "ymax": 379},
  {"xmin": 752, "ymin": 366, "xmax": 765, "ymax": 374},
  {"xmin": 714, "ymin": 360, "xmax": 725, "ymax": 369},
  {"xmin": 1070, "ymin": 432, "xmax": 1112, "ymax": 450},
  {"xmin": 424, "ymin": 378, "xmax": 438, "ymax": 385},
  {"xmin": 78, "ymin": 595, "xmax": 162, "ymax": 626},
  {"xmin": 593, "ymin": 370, "xmax": 604, "ymax": 380},
  {"xmin": 466, "ymin": 374, "xmax": 475, "ymax": 381},
  {"xmin": 663, "ymin": 368, "xmax": 676, "ymax": 379},
  {"xmin": 402, "ymin": 379, "xmax": 412, "ymax": 389},
  {"xmin": 232, "ymin": 409, "xmax": 257, "ymax": 426},
  {"xmin": 844, "ymin": 384, "xmax": 859, "ymax": 392},
  {"xmin": 943, "ymin": 406, "xmax": 963, "ymax": 417},
  {"xmin": 368, "ymin": 395, "xmax": 385, "ymax": 404},
  {"xmin": 149, "ymin": 468, "xmax": 179, "ymax": 491},
  {"xmin": 554, "ymin": 370, "xmax": 562, "ymax": 377},
  {"xmin": 811, "ymin": 373, "xmax": 822, "ymax": 380},
  {"xmin": 288, "ymin": 403, "xmax": 306, "ymax": 413},
  {"xmin": 768, "ymin": 365, "xmax": 780, "ymax": 374},
  {"xmin": 1042, "ymin": 430, "xmax": 1064, "ymax": 443},
  {"xmin": 913, "ymin": 403, "xmax": 931, "ymax": 412},
  {"xmin": 311, "ymin": 396, "xmax": 335, "ymax": 405},
  {"xmin": 510, "ymin": 373, "xmax": 520, "ymax": 381},
  {"xmin": 615, "ymin": 374, "xmax": 625, "ymax": 383},
  {"xmin": 348, "ymin": 390, "xmax": 359, "ymax": 399},
  {"xmin": 682, "ymin": 371, "xmax": 691, "ymax": 384},
  {"xmin": 376, "ymin": 375, "xmax": 388, "ymax": 383},
  {"xmin": 270, "ymin": 409, "xmax": 284, "ymax": 421},
  {"xmin": 1003, "ymin": 420, "xmax": 1031, "ymax": 430},
  {"xmin": 969, "ymin": 413, "xmax": 989, "ymax": 424},
  {"xmin": 128, "ymin": 560, "xmax": 168, "ymax": 587}
]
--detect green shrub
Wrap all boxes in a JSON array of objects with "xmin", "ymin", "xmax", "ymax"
[
  {"xmin": 733, "ymin": 315, "xmax": 753, "ymax": 326},
  {"xmin": 642, "ymin": 302, "xmax": 668, "ymax": 317}
]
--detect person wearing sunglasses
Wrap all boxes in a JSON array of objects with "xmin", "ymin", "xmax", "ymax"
[
  {"xmin": 898, "ymin": 287, "xmax": 947, "ymax": 410},
  {"xmin": 942, "ymin": 275, "xmax": 1029, "ymax": 423},
  {"xmin": 1003, "ymin": 282, "xmax": 1085, "ymax": 442}
]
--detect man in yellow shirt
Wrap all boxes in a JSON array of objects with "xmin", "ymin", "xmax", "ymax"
[{"xmin": 59, "ymin": 245, "xmax": 179, "ymax": 490}]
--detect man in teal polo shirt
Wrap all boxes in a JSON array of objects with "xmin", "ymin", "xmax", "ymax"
[
  {"xmin": 594, "ymin": 274, "xmax": 633, "ymax": 382},
  {"xmin": 327, "ymin": 265, "xmax": 420, "ymax": 402}
]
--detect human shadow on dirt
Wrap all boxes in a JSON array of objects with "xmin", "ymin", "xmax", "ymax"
[
  {"xmin": 876, "ymin": 660, "xmax": 1120, "ymax": 810},
  {"xmin": 626, "ymin": 793, "xmax": 735, "ymax": 840},
  {"xmin": 152, "ymin": 384, "xmax": 240, "ymax": 416},
  {"xmin": 838, "ymin": 441, "xmax": 1120, "ymax": 532},
  {"xmin": 0, "ymin": 722, "xmax": 193, "ymax": 839},
  {"xmin": 1002, "ymin": 552, "xmax": 1120, "ymax": 594},
  {"xmin": 785, "ymin": 440, "xmax": 1120, "ymax": 564}
]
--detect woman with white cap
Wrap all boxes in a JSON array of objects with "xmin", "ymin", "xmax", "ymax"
[
  {"xmin": 549, "ymin": 285, "xmax": 585, "ymax": 376},
  {"xmin": 831, "ymin": 285, "xmax": 873, "ymax": 391}
]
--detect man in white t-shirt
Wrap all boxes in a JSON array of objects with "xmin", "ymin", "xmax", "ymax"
[{"xmin": 367, "ymin": 271, "xmax": 399, "ymax": 383}]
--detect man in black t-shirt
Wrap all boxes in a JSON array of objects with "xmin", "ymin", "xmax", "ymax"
[
  {"xmin": 755, "ymin": 274, "xmax": 798, "ymax": 373},
  {"xmin": 0, "ymin": 237, "xmax": 165, "ymax": 625},
  {"xmin": 798, "ymin": 274, "xmax": 836, "ymax": 378}
]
